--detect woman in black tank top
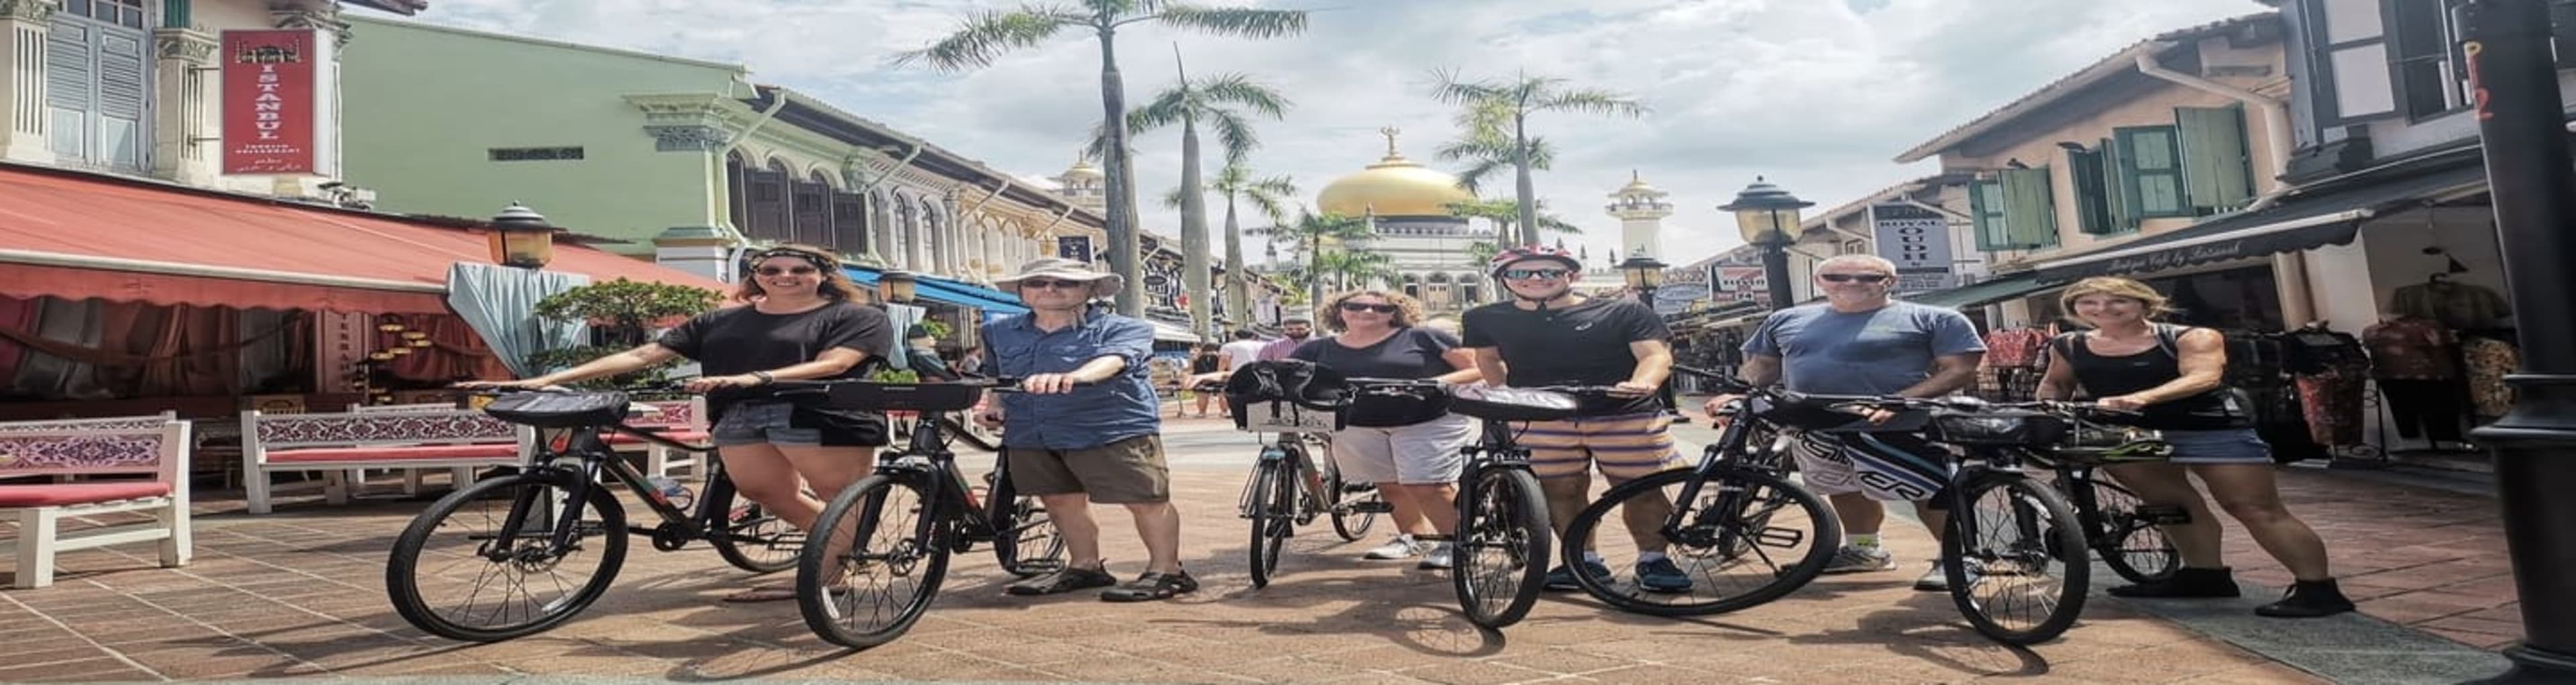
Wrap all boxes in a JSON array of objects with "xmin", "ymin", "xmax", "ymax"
[{"xmin": 2035, "ymin": 276, "xmax": 2351, "ymax": 619}]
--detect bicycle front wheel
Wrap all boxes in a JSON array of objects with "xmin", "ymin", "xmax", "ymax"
[
  {"xmin": 1945, "ymin": 474, "xmax": 2091, "ymax": 645},
  {"xmin": 1562, "ymin": 467, "xmax": 1838, "ymax": 616},
  {"xmin": 798, "ymin": 474, "xmax": 949, "ymax": 649},
  {"xmin": 2084, "ymin": 480, "xmax": 2180, "ymax": 585},
  {"xmin": 1246, "ymin": 461, "xmax": 1296, "ymax": 588},
  {"xmin": 1452, "ymin": 467, "xmax": 1550, "ymax": 629},
  {"xmin": 386, "ymin": 471, "xmax": 627, "ymax": 642}
]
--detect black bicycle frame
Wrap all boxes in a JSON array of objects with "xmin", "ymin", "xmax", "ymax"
[
  {"xmin": 873, "ymin": 415, "xmax": 1016, "ymax": 555},
  {"xmin": 500, "ymin": 423, "xmax": 728, "ymax": 556}
]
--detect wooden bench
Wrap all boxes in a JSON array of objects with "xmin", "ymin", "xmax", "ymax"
[
  {"xmin": 0, "ymin": 415, "xmax": 194, "ymax": 588},
  {"xmin": 239, "ymin": 409, "xmax": 531, "ymax": 515}
]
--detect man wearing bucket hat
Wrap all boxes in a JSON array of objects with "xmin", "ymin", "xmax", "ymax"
[{"xmin": 976, "ymin": 258, "xmax": 1195, "ymax": 602}]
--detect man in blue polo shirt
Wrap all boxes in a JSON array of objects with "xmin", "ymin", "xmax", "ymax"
[{"xmin": 977, "ymin": 258, "xmax": 1193, "ymax": 602}]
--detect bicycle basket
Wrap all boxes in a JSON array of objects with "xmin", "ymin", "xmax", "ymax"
[
  {"xmin": 1224, "ymin": 360, "xmax": 1350, "ymax": 431},
  {"xmin": 1929, "ymin": 409, "xmax": 2070, "ymax": 446},
  {"xmin": 1446, "ymin": 386, "xmax": 1581, "ymax": 422},
  {"xmin": 825, "ymin": 381, "xmax": 986, "ymax": 413},
  {"xmin": 482, "ymin": 391, "xmax": 631, "ymax": 428}
]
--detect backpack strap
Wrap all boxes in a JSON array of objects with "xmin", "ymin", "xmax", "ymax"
[{"xmin": 2152, "ymin": 323, "xmax": 2186, "ymax": 358}]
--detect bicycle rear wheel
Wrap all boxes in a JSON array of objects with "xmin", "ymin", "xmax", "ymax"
[
  {"xmin": 1246, "ymin": 461, "xmax": 1296, "ymax": 588},
  {"xmin": 986, "ymin": 460, "xmax": 1066, "ymax": 577},
  {"xmin": 798, "ymin": 474, "xmax": 949, "ymax": 649},
  {"xmin": 386, "ymin": 470, "xmax": 627, "ymax": 642},
  {"xmin": 1945, "ymin": 474, "xmax": 2090, "ymax": 645},
  {"xmin": 1324, "ymin": 458, "xmax": 1380, "ymax": 542},
  {"xmin": 1562, "ymin": 467, "xmax": 1838, "ymax": 616},
  {"xmin": 1452, "ymin": 467, "xmax": 1550, "ymax": 629},
  {"xmin": 710, "ymin": 488, "xmax": 799, "ymax": 574},
  {"xmin": 2084, "ymin": 480, "xmax": 2179, "ymax": 585}
]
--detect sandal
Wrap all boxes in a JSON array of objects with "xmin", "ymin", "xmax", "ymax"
[
  {"xmin": 1006, "ymin": 564, "xmax": 1116, "ymax": 596},
  {"xmin": 1099, "ymin": 569, "xmax": 1199, "ymax": 602},
  {"xmin": 720, "ymin": 584, "xmax": 798, "ymax": 603}
]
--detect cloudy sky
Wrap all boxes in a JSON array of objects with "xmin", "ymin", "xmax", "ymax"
[{"xmin": 378, "ymin": 0, "xmax": 2267, "ymax": 266}]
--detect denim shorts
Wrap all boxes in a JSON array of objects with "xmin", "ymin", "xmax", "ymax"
[
  {"xmin": 2157, "ymin": 428, "xmax": 2274, "ymax": 464},
  {"xmin": 710, "ymin": 401, "xmax": 888, "ymax": 448}
]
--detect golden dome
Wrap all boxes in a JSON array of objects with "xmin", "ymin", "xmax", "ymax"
[
  {"xmin": 1316, "ymin": 129, "xmax": 1473, "ymax": 218},
  {"xmin": 1061, "ymin": 156, "xmax": 1103, "ymax": 180}
]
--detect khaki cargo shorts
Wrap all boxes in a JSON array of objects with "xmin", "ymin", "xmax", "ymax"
[{"xmin": 1005, "ymin": 435, "xmax": 1170, "ymax": 504}]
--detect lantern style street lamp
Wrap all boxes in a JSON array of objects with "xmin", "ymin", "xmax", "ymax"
[
  {"xmin": 1616, "ymin": 252, "xmax": 1670, "ymax": 310},
  {"xmin": 879, "ymin": 270, "xmax": 920, "ymax": 305},
  {"xmin": 488, "ymin": 203, "xmax": 556, "ymax": 268},
  {"xmin": 1719, "ymin": 177, "xmax": 1813, "ymax": 309}
]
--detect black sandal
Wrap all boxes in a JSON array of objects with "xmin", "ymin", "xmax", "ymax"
[
  {"xmin": 1099, "ymin": 569, "xmax": 1199, "ymax": 602},
  {"xmin": 1006, "ymin": 564, "xmax": 1116, "ymax": 596}
]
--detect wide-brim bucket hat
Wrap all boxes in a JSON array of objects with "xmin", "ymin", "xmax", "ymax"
[{"xmin": 994, "ymin": 257, "xmax": 1124, "ymax": 300}]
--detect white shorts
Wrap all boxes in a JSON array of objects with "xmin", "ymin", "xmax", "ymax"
[{"xmin": 1329, "ymin": 414, "xmax": 1474, "ymax": 484}]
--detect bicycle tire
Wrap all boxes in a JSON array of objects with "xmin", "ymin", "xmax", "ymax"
[
  {"xmin": 986, "ymin": 462, "xmax": 1067, "ymax": 577},
  {"xmin": 386, "ymin": 470, "xmax": 628, "ymax": 642},
  {"xmin": 1562, "ymin": 467, "xmax": 1839, "ymax": 617},
  {"xmin": 798, "ymin": 474, "xmax": 949, "ymax": 649},
  {"xmin": 1452, "ymin": 468, "xmax": 1550, "ymax": 629},
  {"xmin": 709, "ymin": 496, "xmax": 798, "ymax": 574},
  {"xmin": 2084, "ymin": 480, "xmax": 2180, "ymax": 585},
  {"xmin": 1247, "ymin": 461, "xmax": 1295, "ymax": 588},
  {"xmin": 1324, "ymin": 458, "xmax": 1379, "ymax": 542},
  {"xmin": 1945, "ymin": 474, "xmax": 2090, "ymax": 645}
]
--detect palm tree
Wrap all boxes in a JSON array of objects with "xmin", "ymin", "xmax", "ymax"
[
  {"xmin": 1252, "ymin": 210, "xmax": 1366, "ymax": 306},
  {"xmin": 1121, "ymin": 64, "xmax": 1290, "ymax": 336},
  {"xmin": 1441, "ymin": 134, "xmax": 1556, "ymax": 196},
  {"xmin": 1313, "ymin": 250, "xmax": 1395, "ymax": 293},
  {"xmin": 1444, "ymin": 197, "xmax": 1582, "ymax": 241},
  {"xmin": 900, "ymin": 1, "xmax": 1308, "ymax": 316},
  {"xmin": 1429, "ymin": 68, "xmax": 1648, "ymax": 246},
  {"xmin": 1167, "ymin": 164, "xmax": 1295, "ymax": 325}
]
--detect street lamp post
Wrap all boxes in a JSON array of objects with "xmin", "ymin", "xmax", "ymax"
[
  {"xmin": 879, "ymin": 270, "xmax": 920, "ymax": 305},
  {"xmin": 488, "ymin": 203, "xmax": 557, "ymax": 269},
  {"xmin": 1617, "ymin": 253, "xmax": 1670, "ymax": 311},
  {"xmin": 1719, "ymin": 178, "xmax": 1813, "ymax": 310},
  {"xmin": 2459, "ymin": 2, "xmax": 2576, "ymax": 682}
]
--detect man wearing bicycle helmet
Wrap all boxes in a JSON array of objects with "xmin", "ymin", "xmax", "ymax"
[
  {"xmin": 1461, "ymin": 245, "xmax": 1693, "ymax": 594},
  {"xmin": 1714, "ymin": 254, "xmax": 1985, "ymax": 592}
]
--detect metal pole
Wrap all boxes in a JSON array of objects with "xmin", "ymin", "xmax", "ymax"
[
  {"xmin": 1761, "ymin": 238, "xmax": 1796, "ymax": 310},
  {"xmin": 2460, "ymin": 1, "xmax": 2576, "ymax": 682}
]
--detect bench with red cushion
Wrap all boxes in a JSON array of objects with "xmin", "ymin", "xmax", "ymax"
[
  {"xmin": 239, "ymin": 409, "xmax": 531, "ymax": 515},
  {"xmin": 0, "ymin": 415, "xmax": 193, "ymax": 588}
]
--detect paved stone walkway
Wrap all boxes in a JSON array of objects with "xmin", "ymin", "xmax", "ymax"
[{"xmin": 0, "ymin": 417, "xmax": 2520, "ymax": 683}]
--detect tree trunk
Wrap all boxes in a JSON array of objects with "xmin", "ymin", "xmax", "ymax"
[
  {"xmin": 1096, "ymin": 25, "xmax": 1143, "ymax": 315},
  {"xmin": 1180, "ymin": 114, "xmax": 1213, "ymax": 337},
  {"xmin": 1223, "ymin": 197, "xmax": 1248, "ymax": 325},
  {"xmin": 1512, "ymin": 114, "xmax": 1540, "ymax": 247}
]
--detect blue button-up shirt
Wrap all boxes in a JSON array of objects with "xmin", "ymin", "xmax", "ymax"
[{"xmin": 982, "ymin": 307, "xmax": 1161, "ymax": 450}]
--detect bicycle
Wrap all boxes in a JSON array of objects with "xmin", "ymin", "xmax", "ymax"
[
  {"xmin": 1231, "ymin": 393, "xmax": 1387, "ymax": 589},
  {"xmin": 384, "ymin": 384, "xmax": 803, "ymax": 642},
  {"xmin": 2029, "ymin": 429, "xmax": 2188, "ymax": 586},
  {"xmin": 794, "ymin": 378, "xmax": 1070, "ymax": 649},
  {"xmin": 1434, "ymin": 382, "xmax": 1660, "ymax": 629},
  {"xmin": 1557, "ymin": 376, "xmax": 1841, "ymax": 617}
]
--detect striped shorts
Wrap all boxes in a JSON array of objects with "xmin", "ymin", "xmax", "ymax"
[{"xmin": 1517, "ymin": 412, "xmax": 1688, "ymax": 481}]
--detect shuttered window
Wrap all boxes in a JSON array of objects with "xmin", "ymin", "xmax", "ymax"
[
  {"xmin": 1971, "ymin": 180, "xmax": 2009, "ymax": 251},
  {"xmin": 2068, "ymin": 146, "xmax": 2127, "ymax": 235},
  {"xmin": 2175, "ymin": 106, "xmax": 2256, "ymax": 214},
  {"xmin": 1971, "ymin": 170, "xmax": 2057, "ymax": 252},
  {"xmin": 42, "ymin": 5, "xmax": 150, "ymax": 172},
  {"xmin": 791, "ymin": 178, "xmax": 830, "ymax": 246},
  {"xmin": 747, "ymin": 168, "xmax": 791, "ymax": 243},
  {"xmin": 2113, "ymin": 126, "xmax": 2192, "ymax": 219},
  {"xmin": 2389, "ymin": 0, "xmax": 2471, "ymax": 120},
  {"xmin": 2306, "ymin": 0, "xmax": 2398, "ymax": 123},
  {"xmin": 831, "ymin": 193, "xmax": 869, "ymax": 255}
]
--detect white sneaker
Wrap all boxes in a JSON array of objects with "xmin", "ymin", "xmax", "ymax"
[
  {"xmin": 1820, "ymin": 545, "xmax": 1896, "ymax": 574},
  {"xmin": 1915, "ymin": 560, "xmax": 1984, "ymax": 592},
  {"xmin": 1416, "ymin": 542, "xmax": 1455, "ymax": 570},
  {"xmin": 1362, "ymin": 535, "xmax": 1421, "ymax": 560}
]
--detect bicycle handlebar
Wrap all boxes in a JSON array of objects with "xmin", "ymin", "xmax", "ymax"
[{"xmin": 1780, "ymin": 392, "xmax": 2137, "ymax": 417}]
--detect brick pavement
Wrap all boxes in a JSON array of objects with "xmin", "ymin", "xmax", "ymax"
[{"xmin": 0, "ymin": 416, "xmax": 2500, "ymax": 683}]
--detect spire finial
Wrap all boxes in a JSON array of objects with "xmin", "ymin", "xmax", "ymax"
[
  {"xmin": 1631, "ymin": 169, "xmax": 1641, "ymax": 182},
  {"xmin": 1379, "ymin": 127, "xmax": 1401, "ymax": 156}
]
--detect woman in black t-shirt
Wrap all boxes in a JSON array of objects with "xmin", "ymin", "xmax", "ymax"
[
  {"xmin": 1186, "ymin": 343, "xmax": 1224, "ymax": 418},
  {"xmin": 462, "ymin": 244, "xmax": 892, "ymax": 603},
  {"xmin": 1290, "ymin": 290, "xmax": 1483, "ymax": 568}
]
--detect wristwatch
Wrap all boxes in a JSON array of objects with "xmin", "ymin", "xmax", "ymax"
[{"xmin": 750, "ymin": 371, "xmax": 775, "ymax": 384}]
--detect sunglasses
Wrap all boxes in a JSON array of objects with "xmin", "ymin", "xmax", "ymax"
[
  {"xmin": 1018, "ymin": 278, "xmax": 1087, "ymax": 290},
  {"xmin": 1819, "ymin": 273, "xmax": 1892, "ymax": 284},
  {"xmin": 1500, "ymin": 268, "xmax": 1571, "ymax": 281},
  {"xmin": 755, "ymin": 266, "xmax": 818, "ymax": 276},
  {"xmin": 1339, "ymin": 303, "xmax": 1399, "ymax": 313}
]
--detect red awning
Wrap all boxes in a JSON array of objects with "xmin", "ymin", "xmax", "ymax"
[{"xmin": 0, "ymin": 164, "xmax": 722, "ymax": 313}]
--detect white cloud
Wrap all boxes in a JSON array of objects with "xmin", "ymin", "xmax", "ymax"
[{"xmin": 386, "ymin": 0, "xmax": 2268, "ymax": 267}]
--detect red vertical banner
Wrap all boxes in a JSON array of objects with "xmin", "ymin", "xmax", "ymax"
[{"xmin": 221, "ymin": 30, "xmax": 318, "ymax": 174}]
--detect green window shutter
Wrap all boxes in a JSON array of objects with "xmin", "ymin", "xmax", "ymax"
[
  {"xmin": 2100, "ymin": 137, "xmax": 2138, "ymax": 233},
  {"xmin": 2068, "ymin": 148, "xmax": 2116, "ymax": 235},
  {"xmin": 2114, "ymin": 125, "xmax": 2191, "ymax": 219},
  {"xmin": 1999, "ymin": 166, "xmax": 2059, "ymax": 248},
  {"xmin": 2176, "ymin": 106, "xmax": 2255, "ymax": 213},
  {"xmin": 1970, "ymin": 180, "xmax": 2010, "ymax": 252}
]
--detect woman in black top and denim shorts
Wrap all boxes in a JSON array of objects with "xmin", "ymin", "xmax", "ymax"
[{"xmin": 2035, "ymin": 276, "xmax": 2352, "ymax": 618}]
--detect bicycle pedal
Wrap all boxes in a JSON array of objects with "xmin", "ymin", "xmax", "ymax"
[
  {"xmin": 1348, "ymin": 501, "xmax": 1394, "ymax": 515},
  {"xmin": 1753, "ymin": 527, "xmax": 1805, "ymax": 548},
  {"xmin": 2133, "ymin": 505, "xmax": 2192, "ymax": 525}
]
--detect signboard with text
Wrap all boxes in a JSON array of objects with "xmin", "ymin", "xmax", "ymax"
[
  {"xmin": 1870, "ymin": 203, "xmax": 1957, "ymax": 293},
  {"xmin": 1654, "ymin": 264, "xmax": 1711, "ymax": 315},
  {"xmin": 221, "ymin": 30, "xmax": 319, "ymax": 174},
  {"xmin": 1055, "ymin": 235, "xmax": 1095, "ymax": 264}
]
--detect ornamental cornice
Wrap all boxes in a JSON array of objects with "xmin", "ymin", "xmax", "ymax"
[
  {"xmin": 645, "ymin": 124, "xmax": 725, "ymax": 152},
  {"xmin": 0, "ymin": 0, "xmax": 58, "ymax": 22},
  {"xmin": 153, "ymin": 28, "xmax": 219, "ymax": 64}
]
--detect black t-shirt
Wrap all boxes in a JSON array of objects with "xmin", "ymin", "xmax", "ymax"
[
  {"xmin": 1461, "ymin": 297, "xmax": 1671, "ymax": 415},
  {"xmin": 655, "ymin": 302, "xmax": 893, "ymax": 419},
  {"xmin": 1290, "ymin": 327, "xmax": 1460, "ymax": 427}
]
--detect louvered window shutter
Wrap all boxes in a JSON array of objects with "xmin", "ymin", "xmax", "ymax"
[
  {"xmin": 2175, "ymin": 106, "xmax": 2255, "ymax": 213},
  {"xmin": 44, "ymin": 22, "xmax": 93, "ymax": 160},
  {"xmin": 1999, "ymin": 166, "xmax": 2059, "ymax": 249}
]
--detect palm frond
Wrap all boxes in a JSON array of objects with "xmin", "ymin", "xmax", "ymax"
[
  {"xmin": 1196, "ymin": 74, "xmax": 1291, "ymax": 119},
  {"xmin": 1538, "ymin": 89, "xmax": 1649, "ymax": 117},
  {"xmin": 1249, "ymin": 175, "xmax": 1298, "ymax": 197},
  {"xmin": 1208, "ymin": 109, "xmax": 1258, "ymax": 166},
  {"xmin": 1521, "ymin": 136, "xmax": 1557, "ymax": 169},
  {"xmin": 1151, "ymin": 5, "xmax": 1308, "ymax": 38},
  {"xmin": 1243, "ymin": 174, "xmax": 1295, "ymax": 225},
  {"xmin": 1124, "ymin": 87, "xmax": 1192, "ymax": 134},
  {"xmin": 1426, "ymin": 67, "xmax": 1507, "ymax": 105},
  {"xmin": 1161, "ymin": 185, "xmax": 1192, "ymax": 210},
  {"xmin": 1452, "ymin": 158, "xmax": 1508, "ymax": 195},
  {"xmin": 894, "ymin": 7, "xmax": 1082, "ymax": 72},
  {"xmin": 1535, "ymin": 213, "xmax": 1581, "ymax": 234},
  {"xmin": 1434, "ymin": 133, "xmax": 1515, "ymax": 162}
]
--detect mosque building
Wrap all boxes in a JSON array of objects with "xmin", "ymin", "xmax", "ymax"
[{"xmin": 1311, "ymin": 129, "xmax": 1493, "ymax": 314}]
